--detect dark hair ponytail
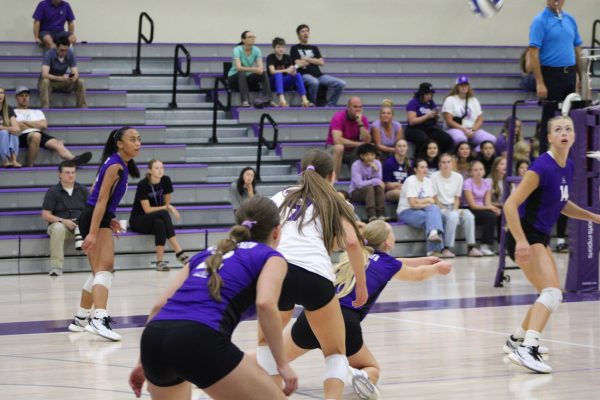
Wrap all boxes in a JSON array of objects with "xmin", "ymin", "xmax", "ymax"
[
  {"xmin": 99, "ymin": 126, "xmax": 140, "ymax": 178},
  {"xmin": 206, "ymin": 196, "xmax": 280, "ymax": 301}
]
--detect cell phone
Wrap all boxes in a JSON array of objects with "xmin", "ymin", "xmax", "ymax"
[{"xmin": 69, "ymin": 73, "xmax": 75, "ymax": 78}]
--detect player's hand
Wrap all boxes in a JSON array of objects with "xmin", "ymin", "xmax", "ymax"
[
  {"xmin": 423, "ymin": 256, "xmax": 442, "ymax": 264},
  {"xmin": 277, "ymin": 363, "xmax": 298, "ymax": 396},
  {"xmin": 128, "ymin": 363, "xmax": 145, "ymax": 398},
  {"xmin": 515, "ymin": 240, "xmax": 531, "ymax": 265},
  {"xmin": 353, "ymin": 280, "xmax": 368, "ymax": 307},
  {"xmin": 536, "ymin": 82, "xmax": 548, "ymax": 99},
  {"xmin": 434, "ymin": 261, "xmax": 452, "ymax": 275},
  {"xmin": 109, "ymin": 219, "xmax": 122, "ymax": 235},
  {"xmin": 82, "ymin": 232, "xmax": 96, "ymax": 252}
]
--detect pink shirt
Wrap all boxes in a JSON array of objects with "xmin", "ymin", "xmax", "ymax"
[
  {"xmin": 326, "ymin": 110, "xmax": 370, "ymax": 147},
  {"xmin": 463, "ymin": 178, "xmax": 491, "ymax": 207}
]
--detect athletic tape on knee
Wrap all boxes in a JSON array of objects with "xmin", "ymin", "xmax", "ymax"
[
  {"xmin": 82, "ymin": 274, "xmax": 94, "ymax": 293},
  {"xmin": 323, "ymin": 354, "xmax": 348, "ymax": 383},
  {"xmin": 535, "ymin": 287, "xmax": 562, "ymax": 313},
  {"xmin": 256, "ymin": 346, "xmax": 278, "ymax": 375},
  {"xmin": 93, "ymin": 271, "xmax": 113, "ymax": 291}
]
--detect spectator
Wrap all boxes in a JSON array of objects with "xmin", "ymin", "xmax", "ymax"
[
  {"xmin": 382, "ymin": 138, "xmax": 412, "ymax": 203},
  {"xmin": 515, "ymin": 159, "xmax": 530, "ymax": 177},
  {"xmin": 41, "ymin": 160, "xmax": 88, "ymax": 276},
  {"xmin": 129, "ymin": 159, "xmax": 189, "ymax": 272},
  {"xmin": 290, "ymin": 24, "xmax": 346, "ymax": 106},
  {"xmin": 14, "ymin": 86, "xmax": 91, "ymax": 167},
  {"xmin": 326, "ymin": 96, "xmax": 371, "ymax": 178},
  {"xmin": 495, "ymin": 117, "xmax": 524, "ymax": 157},
  {"xmin": 529, "ymin": 0, "xmax": 582, "ymax": 153},
  {"xmin": 33, "ymin": 0, "xmax": 76, "ymax": 50},
  {"xmin": 490, "ymin": 156, "xmax": 507, "ymax": 208},
  {"xmin": 477, "ymin": 140, "xmax": 496, "ymax": 177},
  {"xmin": 227, "ymin": 31, "xmax": 273, "ymax": 108},
  {"xmin": 349, "ymin": 143, "xmax": 387, "ymax": 222},
  {"xmin": 513, "ymin": 140, "xmax": 532, "ymax": 165},
  {"xmin": 397, "ymin": 158, "xmax": 444, "ymax": 257},
  {"xmin": 266, "ymin": 37, "xmax": 312, "ymax": 107},
  {"xmin": 420, "ymin": 139, "xmax": 440, "ymax": 177},
  {"xmin": 370, "ymin": 99, "xmax": 404, "ymax": 160},
  {"xmin": 463, "ymin": 160, "xmax": 499, "ymax": 256},
  {"xmin": 442, "ymin": 76, "xmax": 496, "ymax": 150},
  {"xmin": 405, "ymin": 82, "xmax": 454, "ymax": 156},
  {"xmin": 0, "ymin": 87, "xmax": 21, "ymax": 168},
  {"xmin": 431, "ymin": 153, "xmax": 482, "ymax": 257},
  {"xmin": 39, "ymin": 36, "xmax": 87, "ymax": 109},
  {"xmin": 454, "ymin": 141, "xmax": 474, "ymax": 180},
  {"xmin": 229, "ymin": 166, "xmax": 258, "ymax": 215}
]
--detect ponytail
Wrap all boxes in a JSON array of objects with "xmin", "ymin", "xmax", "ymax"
[{"xmin": 99, "ymin": 126, "xmax": 140, "ymax": 178}]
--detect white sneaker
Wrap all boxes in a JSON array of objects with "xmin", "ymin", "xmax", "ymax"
[
  {"xmin": 348, "ymin": 366, "xmax": 381, "ymax": 400},
  {"xmin": 68, "ymin": 316, "xmax": 89, "ymax": 332},
  {"xmin": 85, "ymin": 316, "xmax": 122, "ymax": 341},
  {"xmin": 503, "ymin": 336, "xmax": 548, "ymax": 355},
  {"xmin": 427, "ymin": 229, "xmax": 442, "ymax": 243},
  {"xmin": 480, "ymin": 245, "xmax": 495, "ymax": 256},
  {"xmin": 48, "ymin": 268, "xmax": 63, "ymax": 277},
  {"xmin": 508, "ymin": 346, "xmax": 552, "ymax": 373}
]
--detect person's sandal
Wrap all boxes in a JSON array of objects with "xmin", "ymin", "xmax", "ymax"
[
  {"xmin": 279, "ymin": 100, "xmax": 289, "ymax": 107},
  {"xmin": 302, "ymin": 100, "xmax": 315, "ymax": 107},
  {"xmin": 176, "ymin": 251, "xmax": 190, "ymax": 265},
  {"xmin": 156, "ymin": 261, "xmax": 170, "ymax": 271}
]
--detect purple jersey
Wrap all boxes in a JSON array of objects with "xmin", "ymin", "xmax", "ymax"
[
  {"xmin": 338, "ymin": 251, "xmax": 402, "ymax": 320},
  {"xmin": 518, "ymin": 151, "xmax": 574, "ymax": 235},
  {"xmin": 87, "ymin": 153, "xmax": 129, "ymax": 214},
  {"xmin": 152, "ymin": 242, "xmax": 283, "ymax": 336}
]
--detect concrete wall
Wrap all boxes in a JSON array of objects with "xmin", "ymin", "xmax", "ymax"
[{"xmin": 5, "ymin": 1, "xmax": 597, "ymax": 46}]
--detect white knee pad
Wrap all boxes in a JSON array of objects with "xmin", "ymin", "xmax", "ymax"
[
  {"xmin": 256, "ymin": 346, "xmax": 278, "ymax": 375},
  {"xmin": 535, "ymin": 287, "xmax": 562, "ymax": 313},
  {"xmin": 82, "ymin": 274, "xmax": 94, "ymax": 293},
  {"xmin": 93, "ymin": 271, "xmax": 113, "ymax": 290},
  {"xmin": 323, "ymin": 354, "xmax": 348, "ymax": 383}
]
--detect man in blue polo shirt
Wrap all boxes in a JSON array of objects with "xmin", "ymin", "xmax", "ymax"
[
  {"xmin": 529, "ymin": 0, "xmax": 582, "ymax": 153},
  {"xmin": 33, "ymin": 0, "xmax": 76, "ymax": 50},
  {"xmin": 38, "ymin": 36, "xmax": 87, "ymax": 108}
]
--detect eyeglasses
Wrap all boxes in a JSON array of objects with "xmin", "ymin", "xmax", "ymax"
[{"xmin": 245, "ymin": 35, "xmax": 256, "ymax": 39}]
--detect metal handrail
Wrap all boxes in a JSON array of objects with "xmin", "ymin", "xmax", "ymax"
[
  {"xmin": 168, "ymin": 44, "xmax": 191, "ymax": 108},
  {"xmin": 591, "ymin": 20, "xmax": 600, "ymax": 77},
  {"xmin": 209, "ymin": 77, "xmax": 232, "ymax": 144},
  {"xmin": 255, "ymin": 113, "xmax": 279, "ymax": 182},
  {"xmin": 132, "ymin": 12, "xmax": 154, "ymax": 75}
]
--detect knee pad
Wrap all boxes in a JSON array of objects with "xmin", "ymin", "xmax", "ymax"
[
  {"xmin": 323, "ymin": 354, "xmax": 348, "ymax": 383},
  {"xmin": 256, "ymin": 346, "xmax": 278, "ymax": 375},
  {"xmin": 93, "ymin": 271, "xmax": 113, "ymax": 291},
  {"xmin": 535, "ymin": 287, "xmax": 562, "ymax": 313},
  {"xmin": 82, "ymin": 273, "xmax": 94, "ymax": 293}
]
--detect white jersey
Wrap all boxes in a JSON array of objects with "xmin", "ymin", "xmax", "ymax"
[
  {"xmin": 271, "ymin": 188, "xmax": 335, "ymax": 282},
  {"xmin": 14, "ymin": 108, "xmax": 46, "ymax": 134}
]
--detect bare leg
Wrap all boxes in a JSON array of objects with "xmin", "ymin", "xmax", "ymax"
[
  {"xmin": 26, "ymin": 132, "xmax": 41, "ymax": 167},
  {"xmin": 167, "ymin": 236, "xmax": 183, "ymax": 254},
  {"xmin": 348, "ymin": 344, "xmax": 381, "ymax": 385},
  {"xmin": 79, "ymin": 289, "xmax": 93, "ymax": 309},
  {"xmin": 156, "ymin": 245, "xmax": 165, "ymax": 262},
  {"xmin": 146, "ymin": 381, "xmax": 191, "ymax": 400},
  {"xmin": 44, "ymin": 138, "xmax": 76, "ymax": 160},
  {"xmin": 87, "ymin": 228, "xmax": 114, "ymax": 310}
]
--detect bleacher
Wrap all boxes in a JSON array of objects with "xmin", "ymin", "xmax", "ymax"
[{"xmin": 2, "ymin": 41, "xmax": 596, "ymax": 275}]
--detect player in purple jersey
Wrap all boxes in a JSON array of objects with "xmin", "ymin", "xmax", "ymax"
[
  {"xmin": 128, "ymin": 197, "xmax": 297, "ymax": 400},
  {"xmin": 67, "ymin": 127, "xmax": 141, "ymax": 341},
  {"xmin": 283, "ymin": 220, "xmax": 451, "ymax": 399},
  {"xmin": 504, "ymin": 116, "xmax": 600, "ymax": 373}
]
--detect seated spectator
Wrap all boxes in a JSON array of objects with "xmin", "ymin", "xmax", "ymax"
[
  {"xmin": 14, "ymin": 86, "xmax": 91, "ymax": 167},
  {"xmin": 382, "ymin": 138, "xmax": 412, "ymax": 203},
  {"xmin": 405, "ymin": 82, "xmax": 454, "ymax": 155},
  {"xmin": 370, "ymin": 99, "xmax": 404, "ymax": 160},
  {"xmin": 41, "ymin": 160, "xmax": 88, "ymax": 276},
  {"xmin": 489, "ymin": 156, "xmax": 506, "ymax": 208},
  {"xmin": 291, "ymin": 24, "xmax": 346, "ymax": 106},
  {"xmin": 39, "ymin": 36, "xmax": 87, "ymax": 109},
  {"xmin": 326, "ymin": 96, "xmax": 371, "ymax": 178},
  {"xmin": 453, "ymin": 141, "xmax": 474, "ymax": 180},
  {"xmin": 513, "ymin": 139, "xmax": 532, "ymax": 166},
  {"xmin": 227, "ymin": 31, "xmax": 273, "ymax": 108},
  {"xmin": 349, "ymin": 143, "xmax": 386, "ymax": 222},
  {"xmin": 477, "ymin": 140, "xmax": 496, "ymax": 177},
  {"xmin": 530, "ymin": 136, "xmax": 540, "ymax": 161},
  {"xmin": 397, "ymin": 158, "xmax": 444, "ymax": 257},
  {"xmin": 431, "ymin": 153, "xmax": 482, "ymax": 257},
  {"xmin": 442, "ymin": 76, "xmax": 495, "ymax": 150},
  {"xmin": 337, "ymin": 190, "xmax": 366, "ymax": 230},
  {"xmin": 33, "ymin": 0, "xmax": 76, "ymax": 50},
  {"xmin": 463, "ymin": 160, "xmax": 499, "ymax": 256},
  {"xmin": 420, "ymin": 139, "xmax": 440, "ymax": 177},
  {"xmin": 515, "ymin": 159, "xmax": 530, "ymax": 177},
  {"xmin": 0, "ymin": 88, "xmax": 21, "ymax": 168},
  {"xmin": 229, "ymin": 166, "xmax": 258, "ymax": 215},
  {"xmin": 266, "ymin": 37, "xmax": 312, "ymax": 107},
  {"xmin": 129, "ymin": 159, "xmax": 189, "ymax": 272},
  {"xmin": 495, "ymin": 117, "xmax": 524, "ymax": 157}
]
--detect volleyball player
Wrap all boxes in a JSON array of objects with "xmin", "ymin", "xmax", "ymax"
[
  {"xmin": 286, "ymin": 220, "xmax": 451, "ymax": 399},
  {"xmin": 67, "ymin": 127, "xmax": 141, "ymax": 341},
  {"xmin": 503, "ymin": 115, "xmax": 600, "ymax": 373},
  {"xmin": 256, "ymin": 149, "xmax": 368, "ymax": 400},
  {"xmin": 128, "ymin": 196, "xmax": 297, "ymax": 399}
]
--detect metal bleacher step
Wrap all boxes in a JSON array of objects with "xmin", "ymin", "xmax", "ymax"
[
  {"xmin": 46, "ymin": 125, "xmax": 167, "ymax": 144},
  {"xmin": 43, "ymin": 107, "xmax": 146, "ymax": 125},
  {"xmin": 109, "ymin": 75, "xmax": 197, "ymax": 91},
  {"xmin": 165, "ymin": 126, "xmax": 251, "ymax": 144},
  {"xmin": 144, "ymin": 109, "xmax": 229, "ymax": 125},
  {"xmin": 0, "ymin": 73, "xmax": 110, "ymax": 90}
]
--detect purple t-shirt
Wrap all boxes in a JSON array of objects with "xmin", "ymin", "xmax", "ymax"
[
  {"xmin": 406, "ymin": 97, "xmax": 437, "ymax": 128},
  {"xmin": 326, "ymin": 110, "xmax": 369, "ymax": 147},
  {"xmin": 463, "ymin": 177, "xmax": 491, "ymax": 206},
  {"xmin": 152, "ymin": 242, "xmax": 283, "ymax": 336},
  {"xmin": 87, "ymin": 153, "xmax": 128, "ymax": 214},
  {"xmin": 33, "ymin": 0, "xmax": 75, "ymax": 33},
  {"xmin": 518, "ymin": 151, "xmax": 574, "ymax": 235},
  {"xmin": 338, "ymin": 251, "xmax": 402, "ymax": 320},
  {"xmin": 382, "ymin": 156, "xmax": 412, "ymax": 184},
  {"xmin": 370, "ymin": 119, "xmax": 402, "ymax": 147}
]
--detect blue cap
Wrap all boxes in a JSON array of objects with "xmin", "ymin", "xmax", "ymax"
[{"xmin": 456, "ymin": 76, "xmax": 469, "ymax": 85}]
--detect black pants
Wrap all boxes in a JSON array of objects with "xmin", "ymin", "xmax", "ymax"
[
  {"xmin": 404, "ymin": 125, "xmax": 454, "ymax": 156},
  {"xmin": 538, "ymin": 66, "xmax": 577, "ymax": 153},
  {"xmin": 227, "ymin": 71, "xmax": 272, "ymax": 103},
  {"xmin": 471, "ymin": 209, "xmax": 496, "ymax": 245},
  {"xmin": 130, "ymin": 210, "xmax": 176, "ymax": 246}
]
